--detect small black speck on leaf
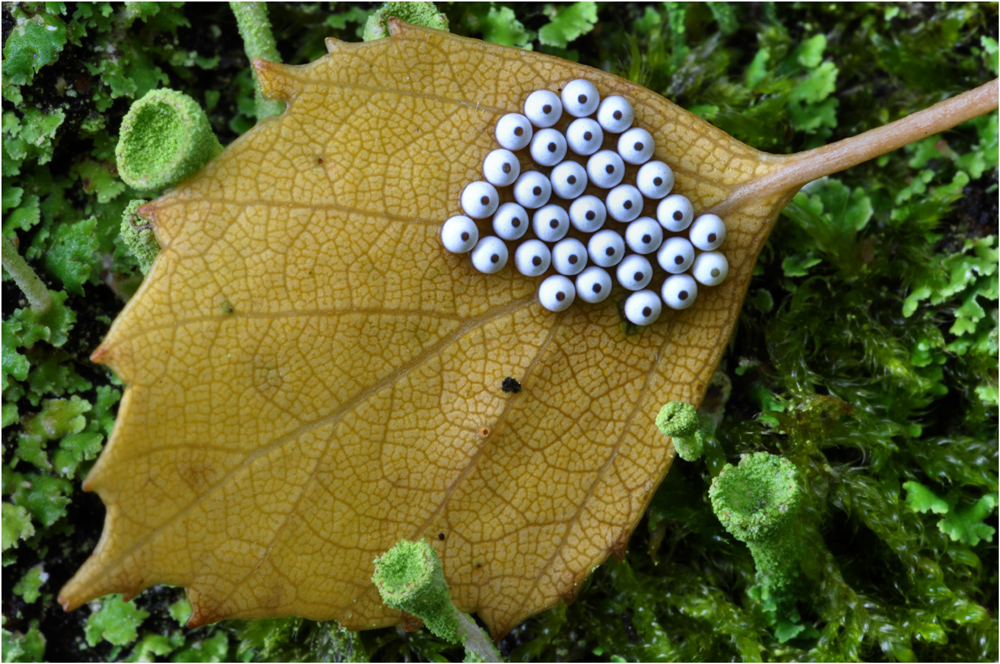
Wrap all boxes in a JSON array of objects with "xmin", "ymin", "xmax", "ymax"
[{"xmin": 501, "ymin": 376, "xmax": 522, "ymax": 393}]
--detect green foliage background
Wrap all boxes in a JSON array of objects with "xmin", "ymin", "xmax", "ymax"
[{"xmin": 2, "ymin": 2, "xmax": 997, "ymax": 662}]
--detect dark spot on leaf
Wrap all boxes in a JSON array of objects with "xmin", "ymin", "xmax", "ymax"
[{"xmin": 501, "ymin": 376, "xmax": 522, "ymax": 393}]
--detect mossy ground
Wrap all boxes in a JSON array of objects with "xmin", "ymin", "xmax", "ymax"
[{"xmin": 3, "ymin": 3, "xmax": 997, "ymax": 662}]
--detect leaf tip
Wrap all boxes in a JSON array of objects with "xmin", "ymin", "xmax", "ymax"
[
  {"xmin": 609, "ymin": 529, "xmax": 630, "ymax": 562},
  {"xmin": 386, "ymin": 16, "xmax": 416, "ymax": 39},
  {"xmin": 324, "ymin": 36, "xmax": 344, "ymax": 53},
  {"xmin": 251, "ymin": 58, "xmax": 297, "ymax": 104}
]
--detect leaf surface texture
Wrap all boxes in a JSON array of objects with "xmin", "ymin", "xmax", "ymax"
[{"xmin": 61, "ymin": 23, "xmax": 793, "ymax": 637}]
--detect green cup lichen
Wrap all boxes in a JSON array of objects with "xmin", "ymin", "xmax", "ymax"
[
  {"xmin": 655, "ymin": 401, "xmax": 705, "ymax": 461},
  {"xmin": 373, "ymin": 540, "xmax": 501, "ymax": 662},
  {"xmin": 709, "ymin": 452, "xmax": 803, "ymax": 593},
  {"xmin": 363, "ymin": 1, "xmax": 449, "ymax": 41},
  {"xmin": 115, "ymin": 89, "xmax": 224, "ymax": 191}
]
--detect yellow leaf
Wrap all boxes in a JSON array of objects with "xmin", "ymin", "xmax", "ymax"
[{"xmin": 59, "ymin": 21, "xmax": 998, "ymax": 638}]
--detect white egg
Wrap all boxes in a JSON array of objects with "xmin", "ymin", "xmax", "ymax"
[
  {"xmin": 597, "ymin": 95, "xmax": 634, "ymax": 133},
  {"xmin": 550, "ymin": 161, "xmax": 588, "ymax": 200},
  {"xmin": 513, "ymin": 171, "xmax": 552, "ymax": 209},
  {"xmin": 624, "ymin": 290, "xmax": 662, "ymax": 326},
  {"xmin": 616, "ymin": 254, "xmax": 652, "ymax": 291},
  {"xmin": 530, "ymin": 128, "xmax": 568, "ymax": 167},
  {"xmin": 586, "ymin": 150, "xmax": 625, "ymax": 189},
  {"xmin": 587, "ymin": 229, "xmax": 625, "ymax": 267},
  {"xmin": 514, "ymin": 239, "xmax": 552, "ymax": 277},
  {"xmin": 538, "ymin": 274, "xmax": 576, "ymax": 312},
  {"xmin": 523, "ymin": 89, "xmax": 563, "ymax": 128},
  {"xmin": 492, "ymin": 202, "xmax": 529, "ymax": 241},
  {"xmin": 575, "ymin": 266, "xmax": 612, "ymax": 304},
  {"xmin": 606, "ymin": 184, "xmax": 644, "ymax": 223},
  {"xmin": 625, "ymin": 217, "xmax": 663, "ymax": 254},
  {"xmin": 566, "ymin": 118, "xmax": 604, "ymax": 156},
  {"xmin": 552, "ymin": 238, "xmax": 588, "ymax": 276},
  {"xmin": 661, "ymin": 273, "xmax": 698, "ymax": 310},
  {"xmin": 470, "ymin": 236, "xmax": 508, "ymax": 274},
  {"xmin": 656, "ymin": 193, "xmax": 694, "ymax": 232},
  {"xmin": 561, "ymin": 79, "xmax": 600, "ymax": 117},
  {"xmin": 494, "ymin": 113, "xmax": 533, "ymax": 151},
  {"xmin": 689, "ymin": 213, "xmax": 726, "ymax": 251},
  {"xmin": 460, "ymin": 181, "xmax": 499, "ymax": 219},
  {"xmin": 482, "ymin": 148, "xmax": 521, "ymax": 187},
  {"xmin": 656, "ymin": 236, "xmax": 695, "ymax": 274},
  {"xmin": 636, "ymin": 161, "xmax": 674, "ymax": 199},
  {"xmin": 569, "ymin": 195, "xmax": 607, "ymax": 233},
  {"xmin": 617, "ymin": 127, "xmax": 654, "ymax": 165},
  {"xmin": 440, "ymin": 215, "xmax": 479, "ymax": 254},
  {"xmin": 532, "ymin": 204, "xmax": 570, "ymax": 243},
  {"xmin": 692, "ymin": 251, "xmax": 729, "ymax": 286}
]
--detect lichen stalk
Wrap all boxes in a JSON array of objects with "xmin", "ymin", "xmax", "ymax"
[
  {"xmin": 119, "ymin": 200, "xmax": 158, "ymax": 274},
  {"xmin": 2, "ymin": 236, "xmax": 53, "ymax": 313},
  {"xmin": 709, "ymin": 453, "xmax": 803, "ymax": 594},
  {"xmin": 229, "ymin": 1, "xmax": 285, "ymax": 120},
  {"xmin": 116, "ymin": 89, "xmax": 223, "ymax": 191},
  {"xmin": 373, "ymin": 540, "xmax": 502, "ymax": 662}
]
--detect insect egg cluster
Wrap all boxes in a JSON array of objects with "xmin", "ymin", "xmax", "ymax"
[{"xmin": 440, "ymin": 80, "xmax": 731, "ymax": 326}]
